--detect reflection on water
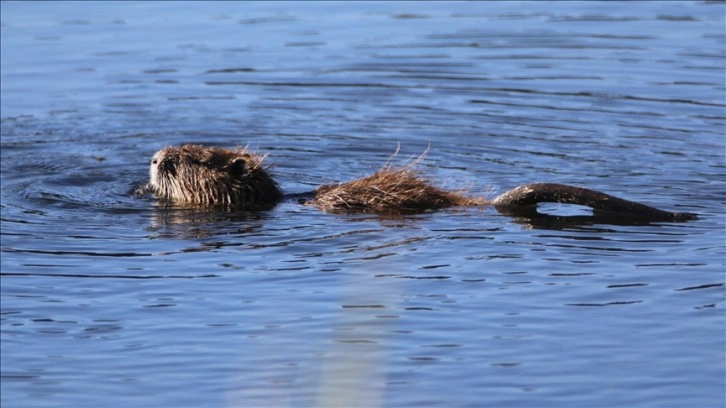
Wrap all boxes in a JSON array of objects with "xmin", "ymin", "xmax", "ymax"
[{"xmin": 1, "ymin": 1, "xmax": 725, "ymax": 408}]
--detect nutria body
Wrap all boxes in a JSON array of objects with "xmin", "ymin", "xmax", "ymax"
[{"xmin": 147, "ymin": 144, "xmax": 697, "ymax": 222}]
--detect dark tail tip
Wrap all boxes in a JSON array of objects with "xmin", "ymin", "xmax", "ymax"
[{"xmin": 671, "ymin": 212, "xmax": 698, "ymax": 222}]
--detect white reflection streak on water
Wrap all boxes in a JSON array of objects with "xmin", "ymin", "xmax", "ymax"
[{"xmin": 316, "ymin": 270, "xmax": 399, "ymax": 408}]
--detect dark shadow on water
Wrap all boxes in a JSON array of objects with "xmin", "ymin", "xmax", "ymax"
[
  {"xmin": 494, "ymin": 205, "xmax": 677, "ymax": 229},
  {"xmin": 146, "ymin": 202, "xmax": 272, "ymax": 240}
]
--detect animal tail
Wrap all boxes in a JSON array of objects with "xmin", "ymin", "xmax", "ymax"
[{"xmin": 491, "ymin": 183, "xmax": 697, "ymax": 222}]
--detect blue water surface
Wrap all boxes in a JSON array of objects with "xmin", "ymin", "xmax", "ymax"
[{"xmin": 1, "ymin": 2, "xmax": 724, "ymax": 407}]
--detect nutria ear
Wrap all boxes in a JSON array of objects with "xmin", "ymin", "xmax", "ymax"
[{"xmin": 228, "ymin": 158, "xmax": 247, "ymax": 176}]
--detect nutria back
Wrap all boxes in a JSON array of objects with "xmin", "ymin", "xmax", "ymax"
[
  {"xmin": 312, "ymin": 165, "xmax": 484, "ymax": 214},
  {"xmin": 148, "ymin": 144, "xmax": 283, "ymax": 209}
]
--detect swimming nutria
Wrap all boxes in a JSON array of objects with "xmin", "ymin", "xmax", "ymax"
[{"xmin": 147, "ymin": 144, "xmax": 697, "ymax": 222}]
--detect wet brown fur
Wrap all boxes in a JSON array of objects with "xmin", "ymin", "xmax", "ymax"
[
  {"xmin": 149, "ymin": 144, "xmax": 282, "ymax": 209},
  {"xmin": 147, "ymin": 144, "xmax": 696, "ymax": 221},
  {"xmin": 313, "ymin": 165, "xmax": 485, "ymax": 214}
]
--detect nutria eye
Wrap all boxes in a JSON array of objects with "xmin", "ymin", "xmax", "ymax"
[
  {"xmin": 161, "ymin": 159, "xmax": 176, "ymax": 175},
  {"xmin": 229, "ymin": 158, "xmax": 247, "ymax": 175}
]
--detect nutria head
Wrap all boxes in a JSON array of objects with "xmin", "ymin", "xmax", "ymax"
[{"xmin": 149, "ymin": 144, "xmax": 283, "ymax": 209}]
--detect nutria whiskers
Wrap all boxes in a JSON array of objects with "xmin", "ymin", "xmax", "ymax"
[{"xmin": 146, "ymin": 144, "xmax": 697, "ymax": 222}]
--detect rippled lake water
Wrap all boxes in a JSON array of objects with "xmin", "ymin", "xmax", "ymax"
[{"xmin": 1, "ymin": 2, "xmax": 725, "ymax": 407}]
